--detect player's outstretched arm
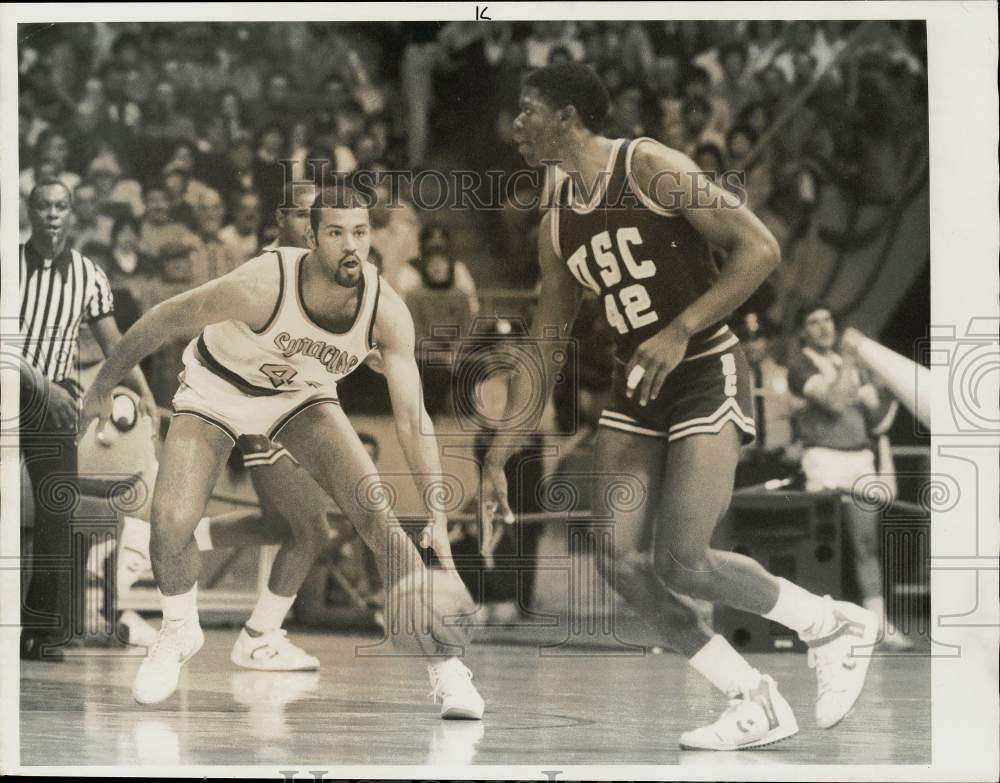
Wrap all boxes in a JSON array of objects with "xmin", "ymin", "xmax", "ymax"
[
  {"xmin": 80, "ymin": 256, "xmax": 279, "ymax": 434},
  {"xmin": 481, "ymin": 210, "xmax": 582, "ymax": 535},
  {"xmin": 625, "ymin": 141, "xmax": 782, "ymax": 405},
  {"xmin": 373, "ymin": 282, "xmax": 457, "ymax": 571}
]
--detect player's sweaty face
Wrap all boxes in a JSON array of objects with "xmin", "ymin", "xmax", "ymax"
[
  {"xmin": 513, "ymin": 87, "xmax": 560, "ymax": 166},
  {"xmin": 314, "ymin": 207, "xmax": 370, "ymax": 288}
]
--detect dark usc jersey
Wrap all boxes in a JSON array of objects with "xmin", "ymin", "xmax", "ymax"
[{"xmin": 552, "ymin": 137, "xmax": 733, "ymax": 362}]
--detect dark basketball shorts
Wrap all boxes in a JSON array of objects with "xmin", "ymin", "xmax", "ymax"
[{"xmin": 599, "ymin": 342, "xmax": 757, "ymax": 445}]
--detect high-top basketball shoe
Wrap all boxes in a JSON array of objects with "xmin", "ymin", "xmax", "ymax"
[
  {"xmin": 679, "ymin": 674, "xmax": 799, "ymax": 750},
  {"xmin": 806, "ymin": 598, "xmax": 879, "ymax": 728},
  {"xmin": 133, "ymin": 618, "xmax": 204, "ymax": 704},
  {"xmin": 428, "ymin": 657, "xmax": 485, "ymax": 720}
]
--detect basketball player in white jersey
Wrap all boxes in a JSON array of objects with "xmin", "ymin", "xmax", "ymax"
[
  {"xmin": 111, "ymin": 179, "xmax": 357, "ymax": 669},
  {"xmin": 81, "ymin": 184, "xmax": 484, "ymax": 717}
]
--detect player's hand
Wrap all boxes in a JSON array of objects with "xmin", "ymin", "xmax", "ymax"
[
  {"xmin": 45, "ymin": 381, "xmax": 79, "ymax": 431},
  {"xmin": 625, "ymin": 321, "xmax": 691, "ymax": 407},
  {"xmin": 481, "ymin": 451, "xmax": 514, "ymax": 566},
  {"xmin": 78, "ymin": 384, "xmax": 113, "ymax": 444},
  {"xmin": 421, "ymin": 513, "xmax": 458, "ymax": 575}
]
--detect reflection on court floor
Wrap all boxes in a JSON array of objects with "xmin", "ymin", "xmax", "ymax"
[{"xmin": 20, "ymin": 630, "xmax": 930, "ymax": 768}]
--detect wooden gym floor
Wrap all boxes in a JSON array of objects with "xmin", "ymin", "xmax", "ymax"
[{"xmin": 18, "ymin": 629, "xmax": 930, "ymax": 768}]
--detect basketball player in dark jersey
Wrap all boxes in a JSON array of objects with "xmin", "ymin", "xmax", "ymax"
[{"xmin": 482, "ymin": 63, "xmax": 878, "ymax": 750}]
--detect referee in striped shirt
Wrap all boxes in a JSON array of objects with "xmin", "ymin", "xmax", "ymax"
[{"xmin": 19, "ymin": 179, "xmax": 156, "ymax": 661}]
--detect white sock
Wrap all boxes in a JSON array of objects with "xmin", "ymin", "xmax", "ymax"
[
  {"xmin": 762, "ymin": 577, "xmax": 833, "ymax": 639},
  {"xmin": 689, "ymin": 635, "xmax": 762, "ymax": 698},
  {"xmin": 160, "ymin": 584, "xmax": 198, "ymax": 624},
  {"xmin": 246, "ymin": 585, "xmax": 296, "ymax": 634},
  {"xmin": 193, "ymin": 517, "xmax": 213, "ymax": 551}
]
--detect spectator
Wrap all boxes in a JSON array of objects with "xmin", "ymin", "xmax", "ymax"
[
  {"xmin": 107, "ymin": 215, "xmax": 147, "ymax": 280},
  {"xmin": 367, "ymin": 181, "xmax": 420, "ymax": 289},
  {"xmin": 263, "ymin": 180, "xmax": 318, "ymax": 251},
  {"xmin": 713, "ymin": 41, "xmax": 761, "ymax": 127},
  {"xmin": 163, "ymin": 164, "xmax": 200, "ymax": 231},
  {"xmin": 746, "ymin": 20, "xmax": 786, "ymax": 74},
  {"xmin": 619, "ymin": 22, "xmax": 657, "ymax": 83},
  {"xmin": 606, "ymin": 86, "xmax": 650, "ymax": 139},
  {"xmin": 395, "ymin": 222, "xmax": 480, "ymax": 316},
  {"xmin": 682, "ymin": 65, "xmax": 730, "ymax": 140},
  {"xmin": 189, "ymin": 188, "xmax": 240, "ymax": 286},
  {"xmin": 86, "ymin": 152, "xmax": 144, "ymax": 220},
  {"xmin": 647, "ymin": 55, "xmax": 684, "ymax": 127},
  {"xmin": 726, "ymin": 125, "xmax": 773, "ymax": 208},
  {"xmin": 137, "ymin": 181, "xmax": 200, "ymax": 290},
  {"xmin": 19, "ymin": 129, "xmax": 80, "ymax": 200},
  {"xmin": 399, "ymin": 23, "xmax": 444, "ymax": 168},
  {"xmin": 70, "ymin": 181, "xmax": 115, "ymax": 253},
  {"xmin": 252, "ymin": 124, "xmax": 289, "ymax": 217},
  {"xmin": 693, "ymin": 143, "xmax": 725, "ymax": 182},
  {"xmin": 18, "ymin": 179, "xmax": 155, "ymax": 661},
  {"xmin": 787, "ymin": 302, "xmax": 910, "ymax": 650},
  {"xmin": 732, "ymin": 311, "xmax": 800, "ymax": 487},
  {"xmin": 256, "ymin": 70, "xmax": 301, "ymax": 133},
  {"xmin": 773, "ymin": 21, "xmax": 819, "ymax": 85},
  {"xmin": 738, "ymin": 100, "xmax": 774, "ymax": 142},
  {"xmin": 404, "ymin": 246, "xmax": 477, "ymax": 416},
  {"xmin": 91, "ymin": 60, "xmax": 143, "ymax": 166},
  {"xmin": 525, "ymin": 21, "xmax": 584, "ymax": 69},
  {"xmin": 218, "ymin": 88, "xmax": 253, "ymax": 147},
  {"xmin": 143, "ymin": 78, "xmax": 197, "ymax": 147},
  {"xmin": 287, "ymin": 120, "xmax": 315, "ymax": 181},
  {"xmin": 757, "ymin": 63, "xmax": 792, "ymax": 114},
  {"xmin": 218, "ymin": 190, "xmax": 263, "ymax": 266},
  {"xmin": 681, "ymin": 96, "xmax": 726, "ymax": 158},
  {"xmin": 75, "ymin": 76, "xmax": 107, "ymax": 135},
  {"xmin": 163, "ymin": 143, "xmax": 216, "ymax": 208}
]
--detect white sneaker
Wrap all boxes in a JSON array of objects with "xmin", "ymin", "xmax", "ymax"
[
  {"xmin": 230, "ymin": 627, "xmax": 320, "ymax": 672},
  {"xmin": 679, "ymin": 675, "xmax": 799, "ymax": 751},
  {"xmin": 428, "ymin": 658, "xmax": 485, "ymax": 720},
  {"xmin": 807, "ymin": 599, "xmax": 878, "ymax": 728},
  {"xmin": 132, "ymin": 619, "xmax": 204, "ymax": 705},
  {"xmin": 117, "ymin": 518, "xmax": 153, "ymax": 594},
  {"xmin": 119, "ymin": 610, "xmax": 159, "ymax": 648}
]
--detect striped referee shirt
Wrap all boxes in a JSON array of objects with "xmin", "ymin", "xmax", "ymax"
[{"xmin": 19, "ymin": 241, "xmax": 115, "ymax": 384}]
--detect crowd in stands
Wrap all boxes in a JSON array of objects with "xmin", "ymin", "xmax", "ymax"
[{"xmin": 18, "ymin": 19, "xmax": 927, "ymax": 411}]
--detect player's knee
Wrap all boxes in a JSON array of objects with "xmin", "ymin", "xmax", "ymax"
[
  {"xmin": 150, "ymin": 502, "xmax": 194, "ymax": 542},
  {"xmin": 596, "ymin": 548, "xmax": 654, "ymax": 586}
]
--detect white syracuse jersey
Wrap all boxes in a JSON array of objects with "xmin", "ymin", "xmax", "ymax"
[{"xmin": 196, "ymin": 246, "xmax": 380, "ymax": 396}]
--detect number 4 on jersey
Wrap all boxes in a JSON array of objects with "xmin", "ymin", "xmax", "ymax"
[{"xmin": 260, "ymin": 363, "xmax": 298, "ymax": 388}]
